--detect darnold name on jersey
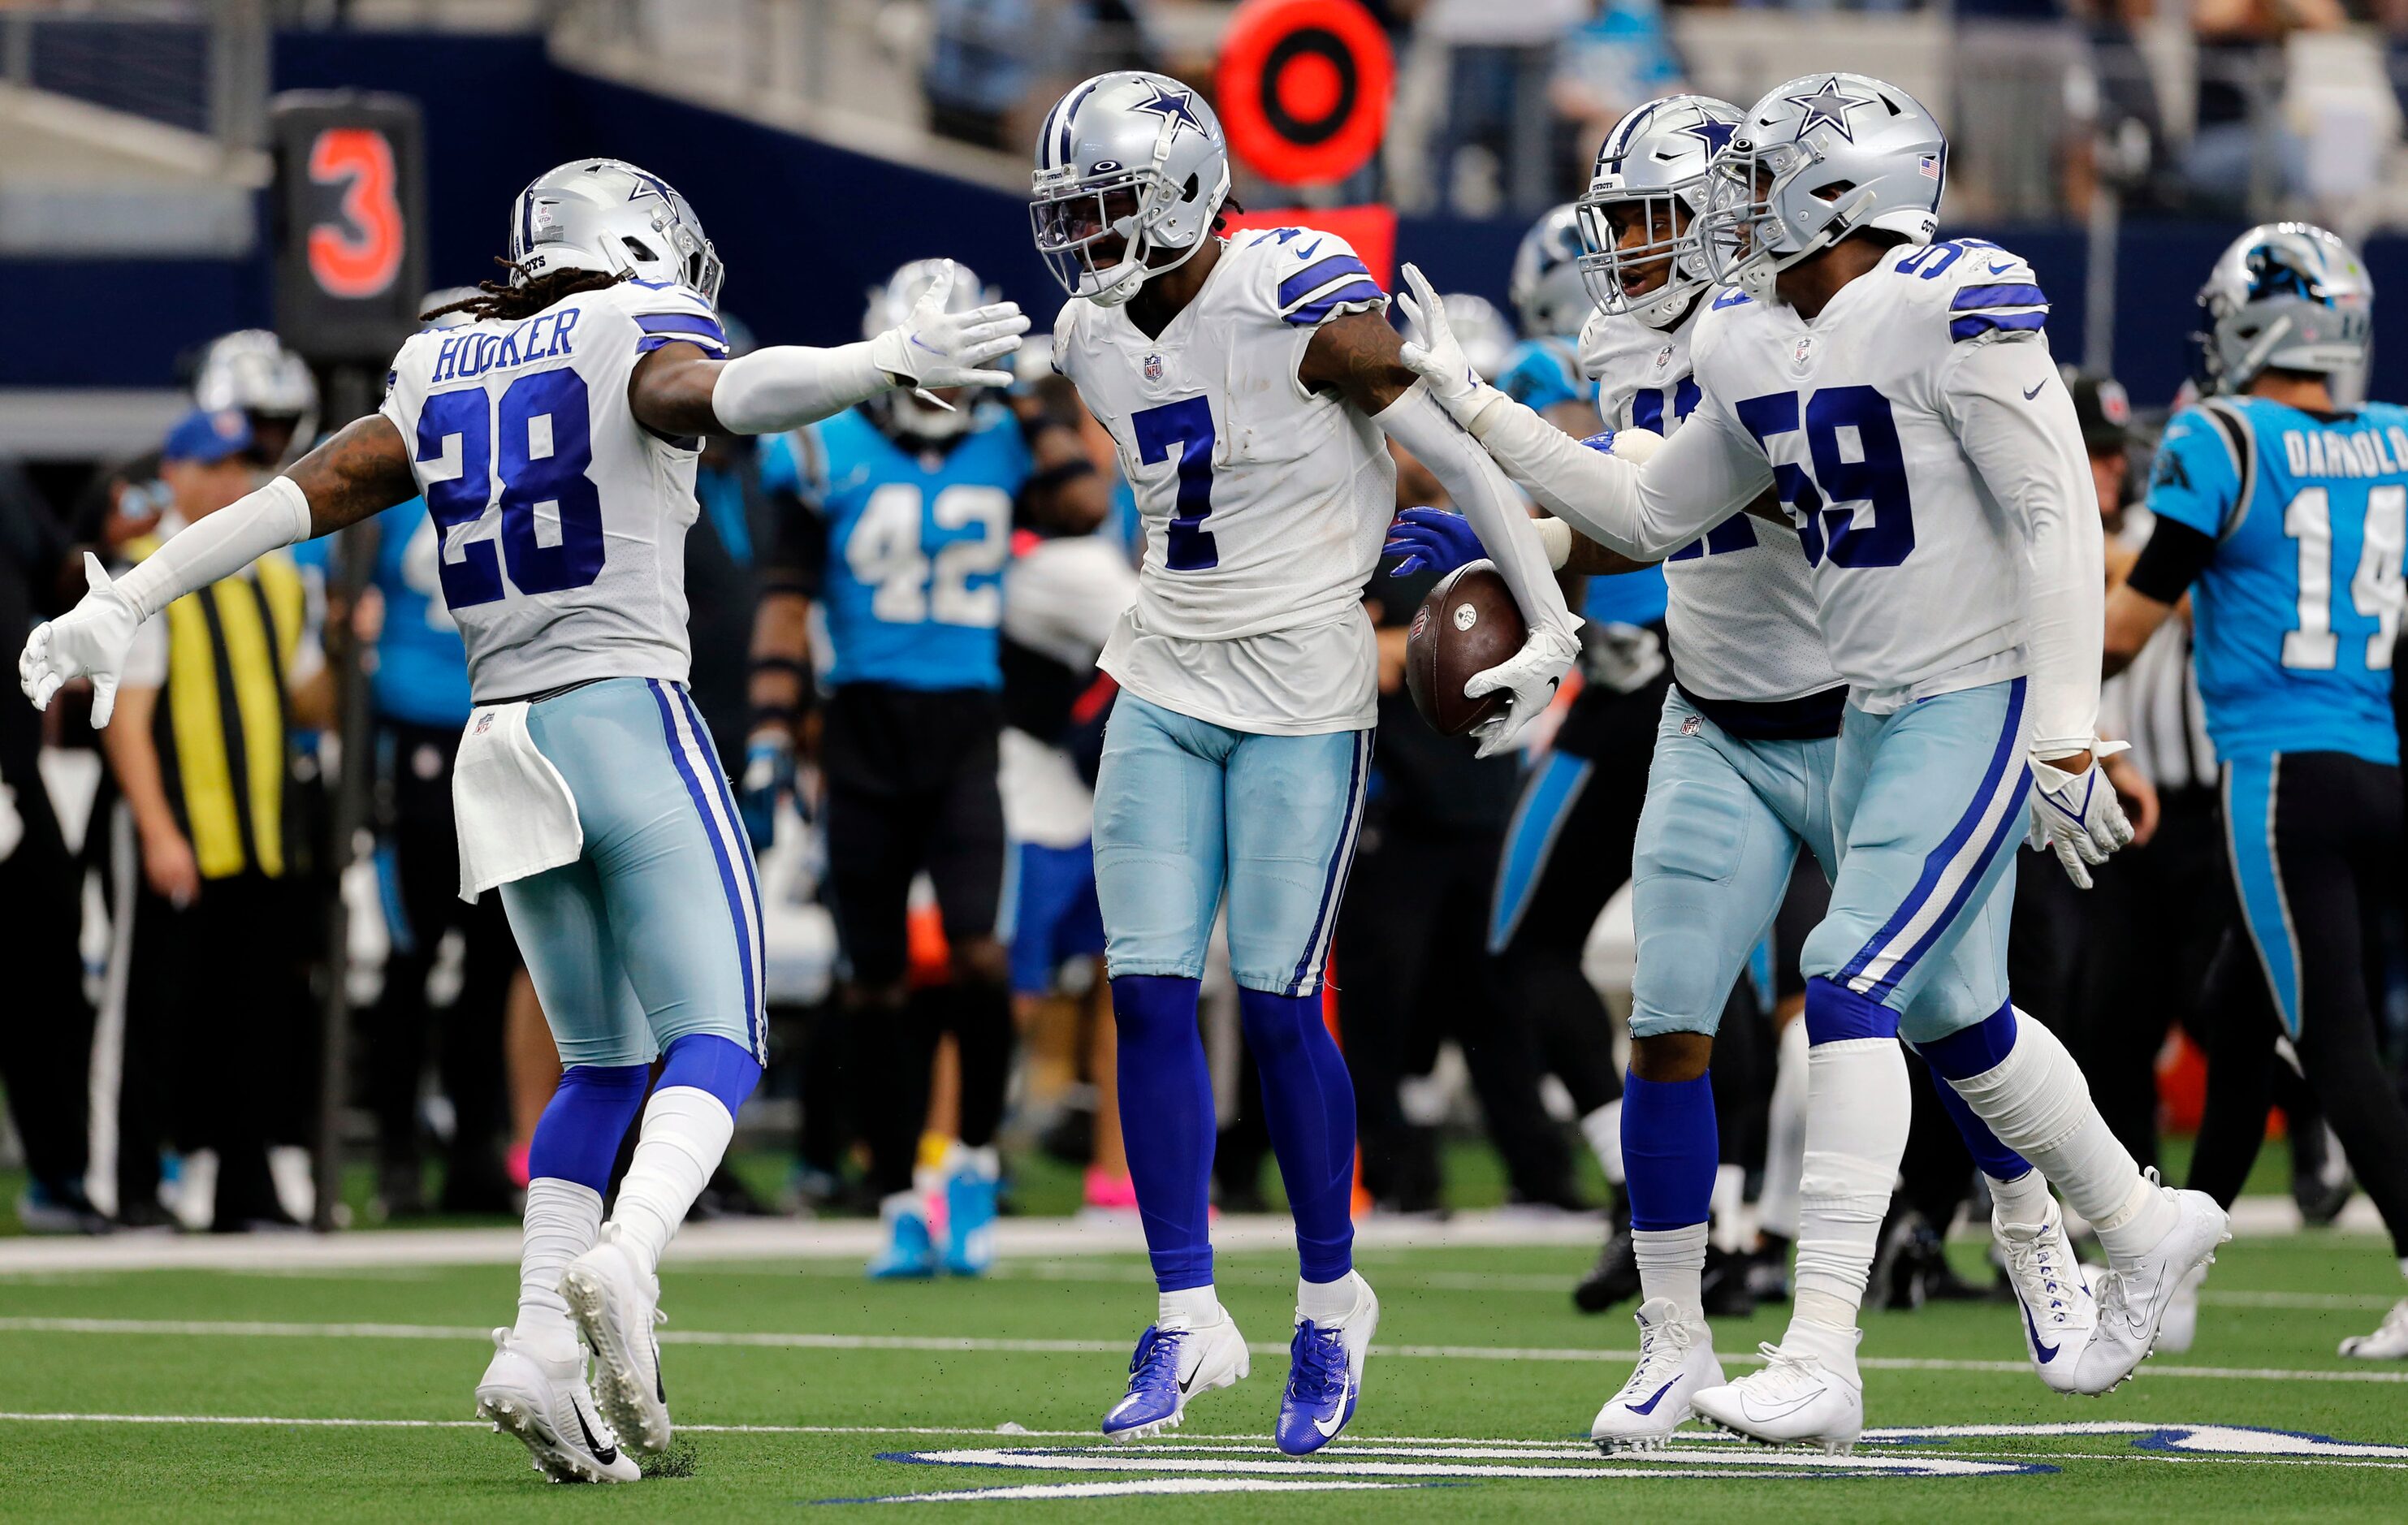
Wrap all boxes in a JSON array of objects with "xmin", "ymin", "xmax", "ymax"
[
  {"xmin": 2281, "ymin": 422, "xmax": 2408, "ymax": 480},
  {"xmin": 430, "ymin": 309, "xmax": 584, "ymax": 386}
]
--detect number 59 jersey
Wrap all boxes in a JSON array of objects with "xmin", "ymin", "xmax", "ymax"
[
  {"xmin": 1050, "ymin": 227, "xmax": 1397, "ymax": 733},
  {"xmin": 378, "ymin": 279, "xmax": 731, "ymax": 702}
]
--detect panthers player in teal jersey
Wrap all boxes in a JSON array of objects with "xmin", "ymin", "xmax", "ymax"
[
  {"xmin": 748, "ymin": 260, "xmax": 1106, "ymax": 1281},
  {"xmin": 2105, "ymin": 223, "xmax": 2408, "ymax": 1361}
]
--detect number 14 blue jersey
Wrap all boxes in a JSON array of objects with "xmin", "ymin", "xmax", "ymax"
[{"xmin": 2145, "ymin": 395, "xmax": 2408, "ymax": 765}]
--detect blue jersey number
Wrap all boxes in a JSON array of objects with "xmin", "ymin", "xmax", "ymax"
[
  {"xmin": 1736, "ymin": 386, "xmax": 1915, "ymax": 568},
  {"xmin": 414, "ymin": 369, "xmax": 607, "ymax": 609},
  {"xmin": 1131, "ymin": 397, "xmax": 1218, "ymax": 572}
]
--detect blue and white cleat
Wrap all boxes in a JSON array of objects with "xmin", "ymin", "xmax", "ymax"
[
  {"xmin": 1101, "ymin": 1311, "xmax": 1251, "ymax": 1441},
  {"xmin": 1276, "ymin": 1272, "xmax": 1380, "ymax": 1455},
  {"xmin": 1996, "ymin": 1197, "xmax": 2096, "ymax": 1391},
  {"xmin": 942, "ymin": 1147, "xmax": 999, "ymax": 1277},
  {"xmin": 868, "ymin": 1192, "xmax": 938, "ymax": 1280},
  {"xmin": 1590, "ymin": 1298, "xmax": 1725, "ymax": 1452}
]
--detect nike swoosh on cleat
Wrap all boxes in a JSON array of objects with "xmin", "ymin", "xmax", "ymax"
[
  {"xmin": 572, "ymin": 1402, "xmax": 619, "ymax": 1465},
  {"xmin": 2022, "ymin": 1298, "xmax": 2059, "ymax": 1363},
  {"xmin": 1627, "ymin": 1378, "xmax": 1680, "ymax": 1416},
  {"xmin": 1741, "ymin": 1390, "xmax": 1820, "ymax": 1421},
  {"xmin": 1311, "ymin": 1381, "xmax": 1353, "ymax": 1438}
]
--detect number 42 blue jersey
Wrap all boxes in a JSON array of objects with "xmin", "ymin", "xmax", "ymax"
[{"xmin": 2146, "ymin": 395, "xmax": 2408, "ymax": 765}]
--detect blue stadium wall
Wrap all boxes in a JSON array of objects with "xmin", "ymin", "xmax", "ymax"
[{"xmin": 0, "ymin": 29, "xmax": 2393, "ymax": 410}]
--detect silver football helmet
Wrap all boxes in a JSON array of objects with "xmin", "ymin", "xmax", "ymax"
[
  {"xmin": 1510, "ymin": 205, "xmax": 1593, "ymax": 339},
  {"xmin": 1576, "ymin": 95, "xmax": 1744, "ymax": 330},
  {"xmin": 863, "ymin": 258, "xmax": 1000, "ymax": 439},
  {"xmin": 1699, "ymin": 73, "xmax": 1946, "ymax": 302},
  {"xmin": 507, "ymin": 158, "xmax": 724, "ymax": 308},
  {"xmin": 1031, "ymin": 71, "xmax": 1230, "ymax": 308},
  {"xmin": 1442, "ymin": 293, "xmax": 1518, "ymax": 382},
  {"xmin": 193, "ymin": 329, "xmax": 318, "ymax": 464},
  {"xmin": 2195, "ymin": 222, "xmax": 2373, "ymax": 395}
]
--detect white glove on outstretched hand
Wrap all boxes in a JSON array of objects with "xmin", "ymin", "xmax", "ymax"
[
  {"xmin": 1394, "ymin": 262, "xmax": 1506, "ymax": 434},
  {"xmin": 1461, "ymin": 576, "xmax": 1580, "ymax": 760},
  {"xmin": 2025, "ymin": 743, "xmax": 2135, "ymax": 890},
  {"xmin": 866, "ymin": 259, "xmax": 1030, "ymax": 398},
  {"xmin": 19, "ymin": 552, "xmax": 142, "ymax": 728}
]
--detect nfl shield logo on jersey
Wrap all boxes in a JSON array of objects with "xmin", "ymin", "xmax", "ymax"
[
  {"xmin": 1654, "ymin": 344, "xmax": 1675, "ymax": 374},
  {"xmin": 473, "ymin": 711, "xmax": 495, "ymax": 735},
  {"xmin": 1144, "ymin": 352, "xmax": 1165, "ymax": 382},
  {"xmin": 1791, "ymin": 335, "xmax": 1817, "ymax": 370},
  {"xmin": 1681, "ymin": 713, "xmax": 1701, "ymax": 737}
]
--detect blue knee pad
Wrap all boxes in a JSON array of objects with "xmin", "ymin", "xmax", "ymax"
[
  {"xmin": 527, "ymin": 1064, "xmax": 651, "ymax": 1192},
  {"xmin": 1804, "ymin": 976, "xmax": 1900, "ymax": 1044},
  {"xmin": 658, "ymin": 1032, "xmax": 763, "ymax": 1117}
]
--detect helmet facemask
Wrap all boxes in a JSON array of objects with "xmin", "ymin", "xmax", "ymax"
[
  {"xmin": 1577, "ymin": 185, "xmax": 1711, "ymax": 330},
  {"xmin": 1697, "ymin": 140, "xmax": 1857, "ymax": 301},
  {"xmin": 1031, "ymin": 162, "xmax": 1223, "ymax": 308}
]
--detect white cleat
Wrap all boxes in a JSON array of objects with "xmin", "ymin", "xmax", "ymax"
[
  {"xmin": 2159, "ymin": 1262, "xmax": 2208, "ymax": 1355},
  {"xmin": 1689, "ymin": 1334, "xmax": 1863, "ymax": 1454},
  {"xmin": 473, "ymin": 1328, "xmax": 640, "ymax": 1484},
  {"xmin": 1100, "ymin": 1310, "xmax": 1251, "ymax": 1442},
  {"xmin": 560, "ymin": 1224, "xmax": 672, "ymax": 1454},
  {"xmin": 1590, "ymin": 1298, "xmax": 1725, "ymax": 1453},
  {"xmin": 1996, "ymin": 1199, "xmax": 2098, "ymax": 1391},
  {"xmin": 2072, "ymin": 1180, "xmax": 2229, "ymax": 1395},
  {"xmin": 2340, "ymin": 1297, "xmax": 2408, "ymax": 1359}
]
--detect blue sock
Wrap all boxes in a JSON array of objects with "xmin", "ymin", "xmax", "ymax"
[
  {"xmin": 1112, "ymin": 975, "xmax": 1217, "ymax": 1293},
  {"xmin": 1915, "ymin": 1004, "xmax": 2034, "ymax": 1183},
  {"xmin": 657, "ymin": 1032, "xmax": 763, "ymax": 1117},
  {"xmin": 1622, "ymin": 1073, "xmax": 1718, "ymax": 1232},
  {"xmin": 526, "ymin": 1063, "xmax": 650, "ymax": 1194},
  {"xmin": 1237, "ymin": 987, "xmax": 1356, "ymax": 1285}
]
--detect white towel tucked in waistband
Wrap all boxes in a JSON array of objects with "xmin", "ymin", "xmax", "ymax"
[{"xmin": 452, "ymin": 699, "xmax": 583, "ymax": 901}]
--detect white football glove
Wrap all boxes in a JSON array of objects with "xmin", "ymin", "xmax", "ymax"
[
  {"xmin": 1463, "ymin": 590, "xmax": 1580, "ymax": 760},
  {"xmin": 1394, "ymin": 262, "xmax": 1504, "ymax": 432},
  {"xmin": 867, "ymin": 259, "xmax": 1030, "ymax": 404},
  {"xmin": 19, "ymin": 552, "xmax": 142, "ymax": 728},
  {"xmin": 2025, "ymin": 743, "xmax": 2135, "ymax": 890}
]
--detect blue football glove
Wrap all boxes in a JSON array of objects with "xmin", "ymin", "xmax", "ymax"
[
  {"xmin": 1384, "ymin": 506, "xmax": 1488, "ymax": 577},
  {"xmin": 739, "ymin": 729, "xmax": 795, "ymax": 853}
]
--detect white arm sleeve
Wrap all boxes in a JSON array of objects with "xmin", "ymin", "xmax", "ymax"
[
  {"xmin": 112, "ymin": 476, "xmax": 312, "ymax": 620},
  {"xmin": 711, "ymin": 342, "xmax": 893, "ymax": 435},
  {"xmin": 1462, "ymin": 385, "xmax": 1772, "ymax": 559},
  {"xmin": 1374, "ymin": 384, "xmax": 1578, "ymax": 638},
  {"xmin": 1944, "ymin": 335, "xmax": 2104, "ymax": 760}
]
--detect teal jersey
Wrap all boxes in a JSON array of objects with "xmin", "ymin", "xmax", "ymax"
[
  {"xmin": 759, "ymin": 403, "xmax": 1031, "ymax": 691},
  {"xmin": 1495, "ymin": 336, "xmax": 1595, "ymax": 416},
  {"xmin": 2144, "ymin": 395, "xmax": 2408, "ymax": 765}
]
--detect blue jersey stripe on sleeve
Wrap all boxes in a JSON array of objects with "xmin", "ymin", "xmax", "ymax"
[
  {"xmin": 637, "ymin": 311, "xmax": 729, "ymax": 342},
  {"xmin": 637, "ymin": 333, "xmax": 729, "ymax": 355},
  {"xmin": 1277, "ymin": 255, "xmax": 1374, "ymax": 310},
  {"xmin": 1951, "ymin": 283, "xmax": 2047, "ymax": 312},
  {"xmin": 1950, "ymin": 310, "xmax": 2049, "ymax": 342},
  {"xmin": 1284, "ymin": 281, "xmax": 1387, "ymax": 326}
]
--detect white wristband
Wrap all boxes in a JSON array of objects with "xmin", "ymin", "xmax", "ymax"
[{"xmin": 1535, "ymin": 516, "xmax": 1573, "ymax": 570}]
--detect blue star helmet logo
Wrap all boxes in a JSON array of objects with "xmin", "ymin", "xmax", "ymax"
[
  {"xmin": 1681, "ymin": 119, "xmax": 1736, "ymax": 155},
  {"xmin": 1132, "ymin": 84, "xmax": 1205, "ymax": 140},
  {"xmin": 625, "ymin": 168, "xmax": 676, "ymax": 204},
  {"xmin": 1784, "ymin": 78, "xmax": 1873, "ymax": 143}
]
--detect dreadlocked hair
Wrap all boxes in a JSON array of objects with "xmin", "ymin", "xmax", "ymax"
[{"xmin": 421, "ymin": 259, "xmax": 632, "ymax": 324}]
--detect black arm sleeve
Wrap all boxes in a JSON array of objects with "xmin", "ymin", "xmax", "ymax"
[
  {"xmin": 2125, "ymin": 515, "xmax": 2218, "ymax": 605},
  {"xmin": 759, "ymin": 489, "xmax": 829, "ymax": 601}
]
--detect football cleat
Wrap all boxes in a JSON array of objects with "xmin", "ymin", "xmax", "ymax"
[
  {"xmin": 473, "ymin": 1328, "xmax": 640, "ymax": 1484},
  {"xmin": 2159, "ymin": 1262, "xmax": 2207, "ymax": 1354},
  {"xmin": 1996, "ymin": 1197, "xmax": 2098, "ymax": 1390},
  {"xmin": 1276, "ymin": 1272, "xmax": 1380, "ymax": 1455},
  {"xmin": 2340, "ymin": 1297, "xmax": 2408, "ymax": 1359},
  {"xmin": 868, "ymin": 1192, "xmax": 939, "ymax": 1279},
  {"xmin": 1101, "ymin": 1311, "xmax": 1251, "ymax": 1442},
  {"xmin": 2071, "ymin": 1178, "xmax": 2229, "ymax": 1395},
  {"xmin": 1590, "ymin": 1298, "xmax": 1725, "ymax": 1452},
  {"xmin": 943, "ymin": 1148, "xmax": 1000, "ymax": 1277},
  {"xmin": 1575, "ymin": 1200, "xmax": 1641, "ymax": 1313},
  {"xmin": 559, "ymin": 1225, "xmax": 672, "ymax": 1454},
  {"xmin": 1689, "ymin": 1335, "xmax": 1864, "ymax": 1454}
]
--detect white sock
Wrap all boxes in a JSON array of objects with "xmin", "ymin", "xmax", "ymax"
[
  {"xmin": 1298, "ymin": 1272, "xmax": 1360, "ymax": 1325},
  {"xmin": 1779, "ymin": 1315, "xmax": 1864, "ymax": 1385},
  {"xmin": 1583, "ymin": 1100, "xmax": 1626, "ymax": 1186},
  {"xmin": 1710, "ymin": 1164, "xmax": 1749, "ymax": 1252},
  {"xmin": 1989, "ymin": 1167, "xmax": 2052, "ymax": 1226},
  {"xmin": 1940, "ymin": 1013, "xmax": 2177, "ymax": 1262},
  {"xmin": 1792, "ymin": 1037, "xmax": 1909, "ymax": 1330},
  {"xmin": 608, "ymin": 1087, "xmax": 734, "ymax": 1277},
  {"xmin": 514, "ymin": 1177, "xmax": 603, "ymax": 1362},
  {"xmin": 1159, "ymin": 1285, "xmax": 1221, "ymax": 1330},
  {"xmin": 1759, "ymin": 1017, "xmax": 1810, "ymax": 1241},
  {"xmin": 1634, "ymin": 1223, "xmax": 1710, "ymax": 1327}
]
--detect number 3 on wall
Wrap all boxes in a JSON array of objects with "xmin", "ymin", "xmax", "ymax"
[{"xmin": 308, "ymin": 127, "xmax": 405, "ymax": 300}]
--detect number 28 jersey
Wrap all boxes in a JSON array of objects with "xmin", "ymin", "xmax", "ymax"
[
  {"xmin": 379, "ymin": 279, "xmax": 731, "ymax": 702},
  {"xmin": 1051, "ymin": 227, "xmax": 1396, "ymax": 734}
]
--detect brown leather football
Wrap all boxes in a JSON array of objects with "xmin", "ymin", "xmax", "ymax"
[{"xmin": 1406, "ymin": 564, "xmax": 1527, "ymax": 737}]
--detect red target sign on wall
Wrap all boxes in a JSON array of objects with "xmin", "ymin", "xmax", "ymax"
[{"xmin": 1215, "ymin": 0, "xmax": 1394, "ymax": 187}]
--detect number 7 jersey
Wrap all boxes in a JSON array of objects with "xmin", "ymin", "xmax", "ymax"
[{"xmin": 378, "ymin": 279, "xmax": 730, "ymax": 701}]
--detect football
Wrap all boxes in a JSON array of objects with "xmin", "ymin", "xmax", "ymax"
[{"xmin": 1406, "ymin": 563, "xmax": 1528, "ymax": 737}]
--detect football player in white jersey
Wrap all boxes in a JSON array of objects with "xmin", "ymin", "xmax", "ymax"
[
  {"xmin": 1392, "ymin": 95, "xmax": 2093, "ymax": 1449},
  {"xmin": 1397, "ymin": 76, "xmax": 2229, "ymax": 1448},
  {"xmin": 20, "ymin": 158, "xmax": 1028, "ymax": 1484},
  {"xmin": 1029, "ymin": 70, "xmax": 1580, "ymax": 1453}
]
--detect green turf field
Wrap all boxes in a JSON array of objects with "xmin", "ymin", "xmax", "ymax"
[{"xmin": 4, "ymin": 1231, "xmax": 2405, "ymax": 1522}]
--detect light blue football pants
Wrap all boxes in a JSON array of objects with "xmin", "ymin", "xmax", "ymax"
[
  {"xmin": 1630, "ymin": 683, "xmax": 2018, "ymax": 1043},
  {"xmin": 497, "ymin": 677, "xmax": 767, "ymax": 1068},
  {"xmin": 1092, "ymin": 693, "xmax": 1371, "ymax": 996}
]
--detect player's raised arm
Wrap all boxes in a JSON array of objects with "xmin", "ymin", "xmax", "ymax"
[
  {"xmin": 1391, "ymin": 265, "xmax": 1765, "ymax": 559},
  {"xmin": 19, "ymin": 412, "xmax": 417, "ymax": 726},
  {"xmin": 1298, "ymin": 291, "xmax": 1582, "ymax": 757},
  {"xmin": 629, "ymin": 260, "xmax": 1029, "ymax": 439}
]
